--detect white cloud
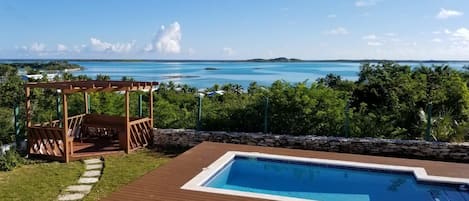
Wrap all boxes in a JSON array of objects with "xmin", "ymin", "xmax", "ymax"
[
  {"xmin": 222, "ymin": 47, "xmax": 235, "ymax": 56},
  {"xmin": 327, "ymin": 14, "xmax": 337, "ymax": 18},
  {"xmin": 17, "ymin": 42, "xmax": 46, "ymax": 53},
  {"xmin": 57, "ymin": 44, "xmax": 68, "ymax": 52},
  {"xmin": 29, "ymin": 42, "xmax": 46, "ymax": 52},
  {"xmin": 362, "ymin": 34, "xmax": 377, "ymax": 40},
  {"xmin": 436, "ymin": 8, "xmax": 463, "ymax": 19},
  {"xmin": 452, "ymin": 28, "xmax": 469, "ymax": 41},
  {"xmin": 89, "ymin": 38, "xmax": 135, "ymax": 53},
  {"xmin": 143, "ymin": 44, "xmax": 153, "ymax": 52},
  {"xmin": 355, "ymin": 0, "xmax": 379, "ymax": 7},
  {"xmin": 432, "ymin": 38, "xmax": 442, "ymax": 43},
  {"xmin": 384, "ymin": 33, "xmax": 396, "ymax": 37},
  {"xmin": 146, "ymin": 22, "xmax": 182, "ymax": 54},
  {"xmin": 367, "ymin": 41, "xmax": 382, "ymax": 46},
  {"xmin": 325, "ymin": 27, "xmax": 349, "ymax": 35}
]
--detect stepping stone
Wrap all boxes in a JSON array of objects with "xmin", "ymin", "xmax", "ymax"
[
  {"xmin": 83, "ymin": 158, "xmax": 102, "ymax": 164},
  {"xmin": 57, "ymin": 193, "xmax": 85, "ymax": 201},
  {"xmin": 86, "ymin": 164, "xmax": 103, "ymax": 170},
  {"xmin": 78, "ymin": 177, "xmax": 99, "ymax": 184},
  {"xmin": 82, "ymin": 170, "xmax": 101, "ymax": 177},
  {"xmin": 65, "ymin": 185, "xmax": 93, "ymax": 193}
]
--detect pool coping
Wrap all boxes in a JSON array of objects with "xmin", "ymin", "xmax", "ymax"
[{"xmin": 181, "ymin": 151, "xmax": 469, "ymax": 201}]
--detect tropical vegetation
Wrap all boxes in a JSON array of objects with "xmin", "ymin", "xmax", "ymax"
[{"xmin": 1, "ymin": 62, "xmax": 469, "ymax": 146}]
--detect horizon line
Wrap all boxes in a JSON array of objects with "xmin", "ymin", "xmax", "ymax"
[{"xmin": 1, "ymin": 58, "xmax": 469, "ymax": 62}]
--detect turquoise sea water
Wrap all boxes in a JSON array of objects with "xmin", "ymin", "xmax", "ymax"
[
  {"xmin": 205, "ymin": 156, "xmax": 469, "ymax": 201},
  {"xmin": 67, "ymin": 61, "xmax": 469, "ymax": 88}
]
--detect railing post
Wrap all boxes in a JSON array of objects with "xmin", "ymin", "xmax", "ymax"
[
  {"xmin": 197, "ymin": 95, "xmax": 202, "ymax": 131},
  {"xmin": 425, "ymin": 102, "xmax": 432, "ymax": 141},
  {"xmin": 138, "ymin": 94, "xmax": 143, "ymax": 117},
  {"xmin": 344, "ymin": 101, "xmax": 350, "ymax": 138},
  {"xmin": 264, "ymin": 97, "xmax": 269, "ymax": 133},
  {"xmin": 56, "ymin": 92, "xmax": 62, "ymax": 127}
]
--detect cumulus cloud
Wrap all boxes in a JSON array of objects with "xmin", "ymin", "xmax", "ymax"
[
  {"xmin": 17, "ymin": 42, "xmax": 46, "ymax": 53},
  {"xmin": 146, "ymin": 22, "xmax": 182, "ymax": 54},
  {"xmin": 362, "ymin": 34, "xmax": 377, "ymax": 40},
  {"xmin": 436, "ymin": 8, "xmax": 463, "ymax": 19},
  {"xmin": 325, "ymin": 27, "xmax": 349, "ymax": 35},
  {"xmin": 29, "ymin": 42, "xmax": 46, "ymax": 52},
  {"xmin": 57, "ymin": 44, "xmax": 68, "ymax": 52},
  {"xmin": 452, "ymin": 28, "xmax": 469, "ymax": 41},
  {"xmin": 89, "ymin": 38, "xmax": 135, "ymax": 53},
  {"xmin": 367, "ymin": 41, "xmax": 382, "ymax": 46},
  {"xmin": 327, "ymin": 14, "xmax": 337, "ymax": 18},
  {"xmin": 355, "ymin": 0, "xmax": 379, "ymax": 7},
  {"xmin": 222, "ymin": 47, "xmax": 235, "ymax": 56},
  {"xmin": 432, "ymin": 38, "xmax": 442, "ymax": 43}
]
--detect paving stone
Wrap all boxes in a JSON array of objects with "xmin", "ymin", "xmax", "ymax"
[
  {"xmin": 83, "ymin": 158, "xmax": 102, "ymax": 164},
  {"xmin": 65, "ymin": 185, "xmax": 93, "ymax": 193},
  {"xmin": 78, "ymin": 177, "xmax": 99, "ymax": 184},
  {"xmin": 57, "ymin": 193, "xmax": 85, "ymax": 201},
  {"xmin": 86, "ymin": 164, "xmax": 103, "ymax": 170},
  {"xmin": 82, "ymin": 170, "xmax": 101, "ymax": 177}
]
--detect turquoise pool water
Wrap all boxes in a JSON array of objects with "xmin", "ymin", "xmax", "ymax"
[{"xmin": 204, "ymin": 156, "xmax": 469, "ymax": 201}]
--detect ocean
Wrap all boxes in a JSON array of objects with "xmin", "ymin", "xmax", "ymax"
[{"xmin": 66, "ymin": 61, "xmax": 469, "ymax": 89}]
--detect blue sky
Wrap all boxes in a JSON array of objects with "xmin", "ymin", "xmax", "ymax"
[{"xmin": 1, "ymin": 0, "xmax": 468, "ymax": 60}]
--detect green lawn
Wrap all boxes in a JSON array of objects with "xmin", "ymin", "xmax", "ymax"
[
  {"xmin": 0, "ymin": 150, "xmax": 171, "ymax": 201},
  {"xmin": 0, "ymin": 160, "xmax": 84, "ymax": 201},
  {"xmin": 83, "ymin": 150, "xmax": 170, "ymax": 201}
]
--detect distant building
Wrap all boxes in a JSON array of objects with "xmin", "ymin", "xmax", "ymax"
[{"xmin": 21, "ymin": 73, "xmax": 59, "ymax": 81}]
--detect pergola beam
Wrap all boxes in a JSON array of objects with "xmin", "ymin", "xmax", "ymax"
[{"xmin": 26, "ymin": 81, "xmax": 157, "ymax": 92}]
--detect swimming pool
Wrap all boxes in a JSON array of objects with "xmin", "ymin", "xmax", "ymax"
[{"xmin": 181, "ymin": 151, "xmax": 469, "ymax": 201}]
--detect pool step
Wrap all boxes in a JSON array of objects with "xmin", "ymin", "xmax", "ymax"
[{"xmin": 430, "ymin": 190, "xmax": 469, "ymax": 201}]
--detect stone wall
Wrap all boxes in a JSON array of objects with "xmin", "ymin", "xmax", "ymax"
[{"xmin": 153, "ymin": 129, "xmax": 469, "ymax": 162}]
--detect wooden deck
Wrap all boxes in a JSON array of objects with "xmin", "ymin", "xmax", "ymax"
[
  {"xmin": 103, "ymin": 142, "xmax": 469, "ymax": 201},
  {"xmin": 71, "ymin": 138, "xmax": 124, "ymax": 160}
]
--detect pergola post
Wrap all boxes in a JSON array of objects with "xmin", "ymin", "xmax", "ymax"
[
  {"xmin": 25, "ymin": 87, "xmax": 31, "ymax": 128},
  {"xmin": 125, "ymin": 90, "xmax": 130, "ymax": 153},
  {"xmin": 84, "ymin": 92, "xmax": 89, "ymax": 114},
  {"xmin": 62, "ymin": 93, "xmax": 70, "ymax": 163},
  {"xmin": 149, "ymin": 84, "xmax": 154, "ymax": 128},
  {"xmin": 25, "ymin": 87, "xmax": 31, "ymax": 152}
]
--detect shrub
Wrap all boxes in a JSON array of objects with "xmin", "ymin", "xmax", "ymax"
[{"xmin": 0, "ymin": 148, "xmax": 24, "ymax": 171}]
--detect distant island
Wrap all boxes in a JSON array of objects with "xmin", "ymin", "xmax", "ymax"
[
  {"xmin": 246, "ymin": 57, "xmax": 303, "ymax": 62},
  {"xmin": 7, "ymin": 61, "xmax": 84, "ymax": 74}
]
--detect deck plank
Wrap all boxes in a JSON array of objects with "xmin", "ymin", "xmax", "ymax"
[{"xmin": 103, "ymin": 141, "xmax": 469, "ymax": 201}]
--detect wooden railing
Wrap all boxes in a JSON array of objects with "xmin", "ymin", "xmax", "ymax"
[
  {"xmin": 28, "ymin": 127, "xmax": 65, "ymax": 158},
  {"xmin": 128, "ymin": 117, "xmax": 153, "ymax": 150},
  {"xmin": 67, "ymin": 114, "xmax": 85, "ymax": 138}
]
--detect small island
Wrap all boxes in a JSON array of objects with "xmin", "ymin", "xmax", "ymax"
[
  {"xmin": 246, "ymin": 57, "xmax": 302, "ymax": 62},
  {"xmin": 204, "ymin": 67, "xmax": 219, "ymax": 70}
]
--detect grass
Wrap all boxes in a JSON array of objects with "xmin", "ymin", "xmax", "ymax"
[
  {"xmin": 83, "ymin": 149, "xmax": 171, "ymax": 201},
  {"xmin": 0, "ymin": 149, "xmax": 171, "ymax": 201},
  {"xmin": 0, "ymin": 160, "xmax": 84, "ymax": 201}
]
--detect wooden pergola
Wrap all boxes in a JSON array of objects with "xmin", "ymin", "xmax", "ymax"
[{"xmin": 25, "ymin": 80, "xmax": 157, "ymax": 162}]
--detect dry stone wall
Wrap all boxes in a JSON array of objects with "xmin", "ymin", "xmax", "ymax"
[{"xmin": 153, "ymin": 129, "xmax": 469, "ymax": 162}]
